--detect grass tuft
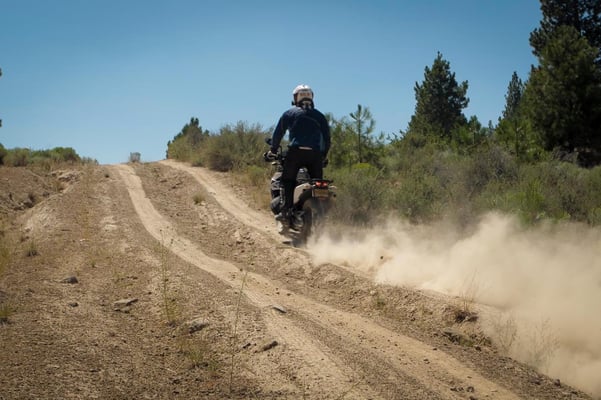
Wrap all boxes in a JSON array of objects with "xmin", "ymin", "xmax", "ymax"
[
  {"xmin": 0, "ymin": 301, "xmax": 15, "ymax": 324},
  {"xmin": 158, "ymin": 233, "xmax": 179, "ymax": 326},
  {"xmin": 192, "ymin": 192, "xmax": 205, "ymax": 205},
  {"xmin": 0, "ymin": 232, "xmax": 10, "ymax": 276},
  {"xmin": 25, "ymin": 238, "xmax": 38, "ymax": 257}
]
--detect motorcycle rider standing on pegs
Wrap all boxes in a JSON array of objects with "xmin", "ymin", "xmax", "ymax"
[{"xmin": 266, "ymin": 84, "xmax": 331, "ymax": 228}]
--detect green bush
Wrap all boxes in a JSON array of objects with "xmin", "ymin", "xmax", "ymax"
[
  {"xmin": 203, "ymin": 140, "xmax": 237, "ymax": 172},
  {"xmin": 200, "ymin": 122, "xmax": 268, "ymax": 172},
  {"xmin": 0, "ymin": 143, "xmax": 7, "ymax": 165},
  {"xmin": 3, "ymin": 148, "xmax": 30, "ymax": 167},
  {"xmin": 244, "ymin": 165, "xmax": 270, "ymax": 188},
  {"xmin": 464, "ymin": 145, "xmax": 518, "ymax": 195},
  {"xmin": 166, "ymin": 117, "xmax": 210, "ymax": 162},
  {"xmin": 329, "ymin": 164, "xmax": 388, "ymax": 225},
  {"xmin": 167, "ymin": 137, "xmax": 197, "ymax": 162},
  {"xmin": 584, "ymin": 167, "xmax": 601, "ymax": 225},
  {"xmin": 0, "ymin": 146, "xmax": 84, "ymax": 167},
  {"xmin": 388, "ymin": 169, "xmax": 446, "ymax": 223}
]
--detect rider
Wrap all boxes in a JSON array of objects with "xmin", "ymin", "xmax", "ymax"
[{"xmin": 267, "ymin": 84, "xmax": 331, "ymax": 227}]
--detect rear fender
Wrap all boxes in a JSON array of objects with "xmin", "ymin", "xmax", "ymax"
[{"xmin": 293, "ymin": 183, "xmax": 312, "ymax": 204}]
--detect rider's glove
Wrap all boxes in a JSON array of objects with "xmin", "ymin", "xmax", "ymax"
[
  {"xmin": 322, "ymin": 157, "xmax": 329, "ymax": 167},
  {"xmin": 263, "ymin": 150, "xmax": 277, "ymax": 161}
]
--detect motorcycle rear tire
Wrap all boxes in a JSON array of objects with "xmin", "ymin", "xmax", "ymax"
[{"xmin": 298, "ymin": 204, "xmax": 313, "ymax": 244}]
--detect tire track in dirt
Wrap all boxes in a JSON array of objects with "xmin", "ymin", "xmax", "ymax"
[
  {"xmin": 160, "ymin": 159, "xmax": 374, "ymax": 279},
  {"xmin": 160, "ymin": 159, "xmax": 277, "ymax": 240},
  {"xmin": 114, "ymin": 164, "xmax": 376, "ymax": 399},
  {"xmin": 116, "ymin": 163, "xmax": 521, "ymax": 399}
]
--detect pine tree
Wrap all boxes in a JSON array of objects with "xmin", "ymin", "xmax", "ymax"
[
  {"xmin": 530, "ymin": 0, "xmax": 601, "ymax": 63},
  {"xmin": 524, "ymin": 25, "xmax": 601, "ymax": 164},
  {"xmin": 496, "ymin": 72, "xmax": 529, "ymax": 159},
  {"xmin": 407, "ymin": 52, "xmax": 469, "ymax": 139},
  {"xmin": 349, "ymin": 104, "xmax": 375, "ymax": 164},
  {"xmin": 502, "ymin": 72, "xmax": 524, "ymax": 121}
]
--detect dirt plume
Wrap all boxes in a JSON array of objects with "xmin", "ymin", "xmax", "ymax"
[{"xmin": 309, "ymin": 213, "xmax": 601, "ymax": 398}]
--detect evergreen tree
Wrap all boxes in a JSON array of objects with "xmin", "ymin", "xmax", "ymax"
[
  {"xmin": 166, "ymin": 117, "xmax": 210, "ymax": 160},
  {"xmin": 349, "ymin": 104, "xmax": 375, "ymax": 164},
  {"xmin": 496, "ymin": 72, "xmax": 531, "ymax": 159},
  {"xmin": 524, "ymin": 25, "xmax": 601, "ymax": 164},
  {"xmin": 327, "ymin": 114, "xmax": 354, "ymax": 168},
  {"xmin": 530, "ymin": 0, "xmax": 601, "ymax": 63},
  {"xmin": 407, "ymin": 52, "xmax": 469, "ymax": 139},
  {"xmin": 502, "ymin": 72, "xmax": 524, "ymax": 120}
]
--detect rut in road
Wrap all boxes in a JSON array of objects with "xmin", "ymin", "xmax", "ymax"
[{"xmin": 115, "ymin": 163, "xmax": 520, "ymax": 400}]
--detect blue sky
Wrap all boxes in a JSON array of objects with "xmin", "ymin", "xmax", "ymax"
[{"xmin": 0, "ymin": 1, "xmax": 541, "ymax": 165}]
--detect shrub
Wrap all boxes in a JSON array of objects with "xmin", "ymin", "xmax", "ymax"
[
  {"xmin": 0, "ymin": 146, "xmax": 86, "ymax": 167},
  {"xmin": 0, "ymin": 143, "xmax": 6, "ymax": 165},
  {"xmin": 388, "ymin": 170, "xmax": 445, "ymax": 223},
  {"xmin": 200, "ymin": 122, "xmax": 268, "ymax": 172},
  {"xmin": 464, "ymin": 145, "xmax": 518, "ymax": 195},
  {"xmin": 203, "ymin": 141, "xmax": 238, "ymax": 172},
  {"xmin": 584, "ymin": 166, "xmax": 601, "ymax": 225},
  {"xmin": 3, "ymin": 148, "xmax": 30, "ymax": 167},
  {"xmin": 329, "ymin": 164, "xmax": 388, "ymax": 225}
]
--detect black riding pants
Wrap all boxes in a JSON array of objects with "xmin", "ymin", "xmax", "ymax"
[{"xmin": 281, "ymin": 147, "xmax": 323, "ymax": 210}]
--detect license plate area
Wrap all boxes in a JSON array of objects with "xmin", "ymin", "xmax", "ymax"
[{"xmin": 313, "ymin": 188, "xmax": 330, "ymax": 198}]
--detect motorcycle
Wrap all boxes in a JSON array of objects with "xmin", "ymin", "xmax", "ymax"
[{"xmin": 263, "ymin": 138, "xmax": 336, "ymax": 244}]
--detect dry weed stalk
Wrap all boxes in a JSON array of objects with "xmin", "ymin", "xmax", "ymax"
[
  {"xmin": 158, "ymin": 232, "xmax": 179, "ymax": 326},
  {"xmin": 0, "ymin": 230, "xmax": 10, "ymax": 276},
  {"xmin": 490, "ymin": 312, "xmax": 518, "ymax": 354},
  {"xmin": 454, "ymin": 268, "xmax": 481, "ymax": 322},
  {"xmin": 525, "ymin": 317, "xmax": 558, "ymax": 372},
  {"xmin": 229, "ymin": 269, "xmax": 249, "ymax": 394}
]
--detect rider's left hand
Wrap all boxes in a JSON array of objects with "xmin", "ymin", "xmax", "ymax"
[{"xmin": 264, "ymin": 150, "xmax": 277, "ymax": 161}]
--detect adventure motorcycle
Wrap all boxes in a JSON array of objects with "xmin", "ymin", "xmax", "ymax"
[{"xmin": 263, "ymin": 138, "xmax": 336, "ymax": 244}]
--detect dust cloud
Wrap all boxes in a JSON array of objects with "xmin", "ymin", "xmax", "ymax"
[{"xmin": 308, "ymin": 213, "xmax": 601, "ymax": 398}]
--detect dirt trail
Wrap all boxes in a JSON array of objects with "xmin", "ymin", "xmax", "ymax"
[
  {"xmin": 115, "ymin": 163, "xmax": 521, "ymax": 399},
  {"xmin": 115, "ymin": 164, "xmax": 375, "ymax": 399},
  {"xmin": 1, "ymin": 163, "xmax": 590, "ymax": 400}
]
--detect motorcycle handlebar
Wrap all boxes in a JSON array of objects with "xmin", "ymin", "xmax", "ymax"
[{"xmin": 262, "ymin": 151, "xmax": 328, "ymax": 167}]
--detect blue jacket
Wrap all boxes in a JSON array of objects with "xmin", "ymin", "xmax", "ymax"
[{"xmin": 271, "ymin": 106, "xmax": 331, "ymax": 156}]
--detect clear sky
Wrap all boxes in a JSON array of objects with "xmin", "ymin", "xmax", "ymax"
[{"xmin": 0, "ymin": 0, "xmax": 542, "ymax": 165}]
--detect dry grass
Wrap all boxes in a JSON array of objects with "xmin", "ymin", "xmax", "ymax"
[
  {"xmin": 176, "ymin": 330, "xmax": 221, "ymax": 373},
  {"xmin": 25, "ymin": 236, "xmax": 38, "ymax": 257},
  {"xmin": 489, "ymin": 312, "xmax": 518, "ymax": 354},
  {"xmin": 0, "ymin": 224, "xmax": 14, "ymax": 323},
  {"xmin": 158, "ymin": 234, "xmax": 180, "ymax": 327},
  {"xmin": 524, "ymin": 318, "xmax": 558, "ymax": 372},
  {"xmin": 229, "ymin": 270, "xmax": 249, "ymax": 394},
  {"xmin": 0, "ymin": 233, "xmax": 9, "ymax": 277},
  {"xmin": 233, "ymin": 166, "xmax": 272, "ymax": 212},
  {"xmin": 192, "ymin": 192, "xmax": 205, "ymax": 205},
  {"xmin": 0, "ymin": 301, "xmax": 15, "ymax": 324},
  {"xmin": 453, "ymin": 268, "xmax": 481, "ymax": 323}
]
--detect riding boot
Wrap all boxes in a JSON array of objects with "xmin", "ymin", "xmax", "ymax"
[{"xmin": 275, "ymin": 179, "xmax": 296, "ymax": 225}]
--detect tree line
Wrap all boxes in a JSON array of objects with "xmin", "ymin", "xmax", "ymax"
[
  {"xmin": 334, "ymin": 0, "xmax": 600, "ymax": 168},
  {"xmin": 168, "ymin": 0, "xmax": 601, "ymax": 227},
  {"xmin": 0, "ymin": 144, "xmax": 92, "ymax": 167}
]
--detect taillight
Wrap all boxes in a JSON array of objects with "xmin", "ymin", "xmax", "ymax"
[{"xmin": 315, "ymin": 180, "xmax": 329, "ymax": 188}]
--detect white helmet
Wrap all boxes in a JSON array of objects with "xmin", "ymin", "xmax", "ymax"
[{"xmin": 292, "ymin": 84, "xmax": 314, "ymax": 105}]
